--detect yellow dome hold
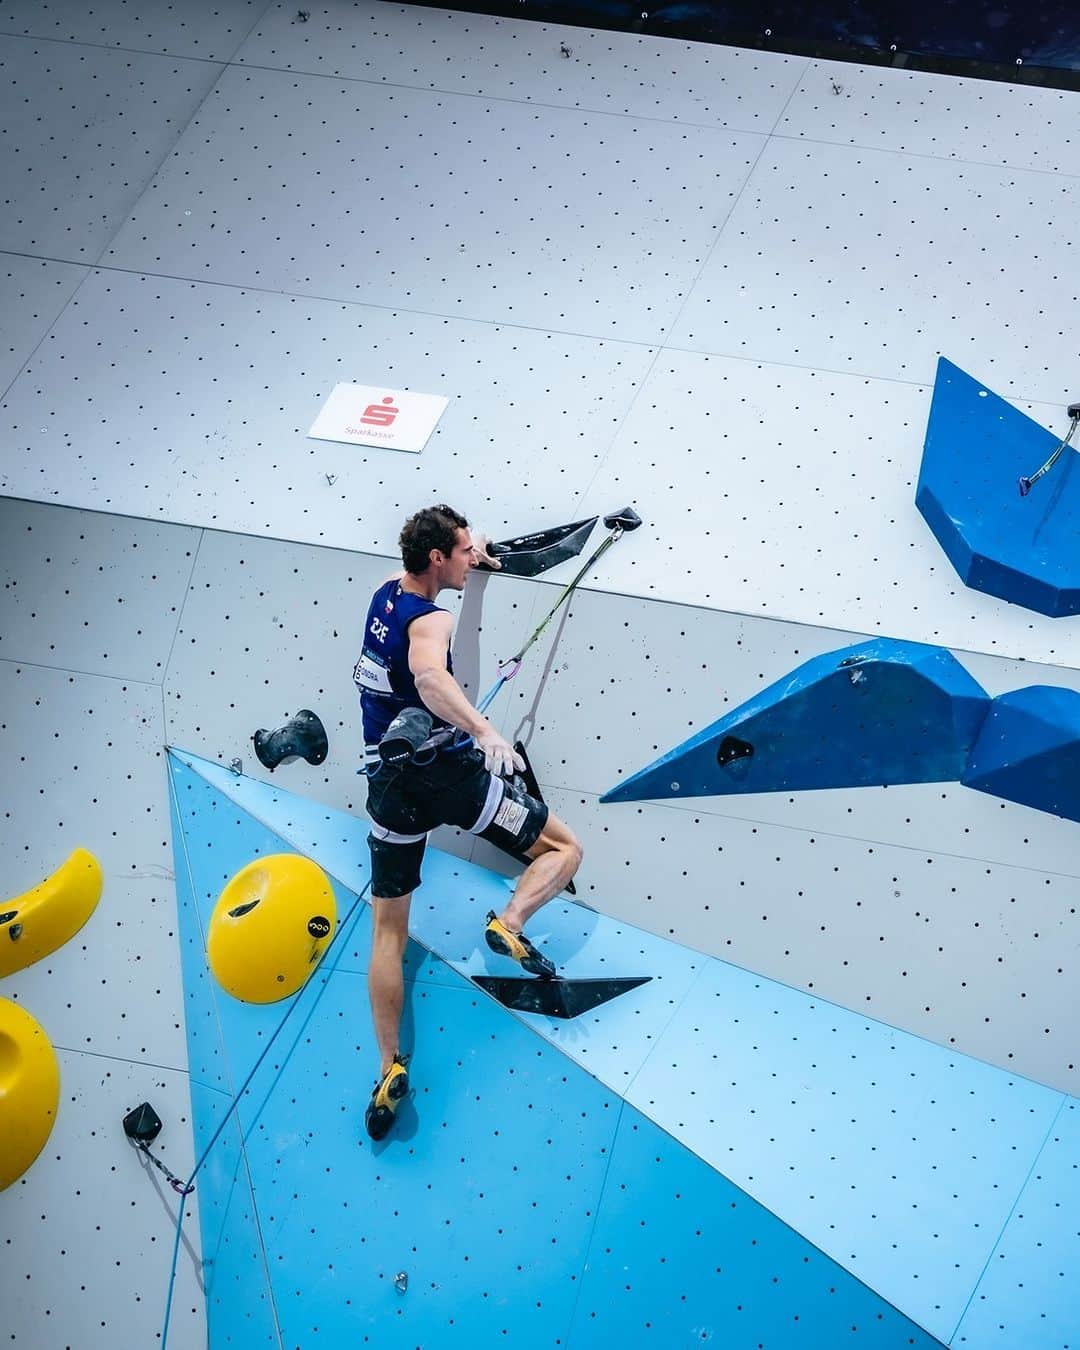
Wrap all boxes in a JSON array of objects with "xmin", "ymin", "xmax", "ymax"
[
  {"xmin": 0, "ymin": 848, "xmax": 103, "ymax": 978},
  {"xmin": 206, "ymin": 854, "xmax": 336, "ymax": 1004},
  {"xmin": 0, "ymin": 997, "xmax": 60, "ymax": 1190}
]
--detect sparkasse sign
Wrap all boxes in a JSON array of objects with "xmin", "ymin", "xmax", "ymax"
[{"xmin": 308, "ymin": 383, "xmax": 449, "ymax": 454}]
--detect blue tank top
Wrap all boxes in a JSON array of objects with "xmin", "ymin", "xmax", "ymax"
[{"xmin": 355, "ymin": 579, "xmax": 453, "ymax": 746}]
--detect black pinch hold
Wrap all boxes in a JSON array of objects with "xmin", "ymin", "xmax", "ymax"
[
  {"xmin": 252, "ymin": 709, "xmax": 329, "ymax": 771},
  {"xmin": 717, "ymin": 735, "xmax": 754, "ymax": 769},
  {"xmin": 123, "ymin": 1102, "xmax": 194, "ymax": 1196}
]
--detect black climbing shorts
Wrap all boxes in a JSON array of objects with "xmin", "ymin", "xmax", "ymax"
[{"xmin": 365, "ymin": 745, "xmax": 549, "ymax": 899}]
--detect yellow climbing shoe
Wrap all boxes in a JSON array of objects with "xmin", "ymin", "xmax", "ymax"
[
  {"xmin": 365, "ymin": 1054, "xmax": 409, "ymax": 1141},
  {"xmin": 484, "ymin": 911, "xmax": 556, "ymax": 980}
]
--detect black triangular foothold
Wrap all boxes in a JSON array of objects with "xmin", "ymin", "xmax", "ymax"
[
  {"xmin": 480, "ymin": 517, "xmax": 598, "ymax": 577},
  {"xmin": 472, "ymin": 975, "xmax": 651, "ymax": 1019}
]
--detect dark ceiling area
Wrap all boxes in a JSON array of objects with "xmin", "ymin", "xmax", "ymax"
[{"xmin": 406, "ymin": 0, "xmax": 1080, "ymax": 88}]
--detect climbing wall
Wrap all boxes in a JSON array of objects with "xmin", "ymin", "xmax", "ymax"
[{"xmin": 2, "ymin": 0, "xmax": 1079, "ymax": 1345}]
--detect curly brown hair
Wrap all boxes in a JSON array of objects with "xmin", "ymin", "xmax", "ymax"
[{"xmin": 399, "ymin": 504, "xmax": 469, "ymax": 574}]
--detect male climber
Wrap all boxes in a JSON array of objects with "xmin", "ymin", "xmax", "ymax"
[{"xmin": 355, "ymin": 504, "xmax": 583, "ymax": 1140}]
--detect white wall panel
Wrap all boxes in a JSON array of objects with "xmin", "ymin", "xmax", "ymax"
[
  {"xmin": 0, "ymin": 661, "xmax": 186, "ymax": 1066},
  {"xmin": 0, "ymin": 268, "xmax": 655, "ymax": 546},
  {"xmin": 0, "ymin": 0, "xmax": 267, "ymax": 59},
  {"xmin": 0, "ymin": 36, "xmax": 227, "ymax": 260},
  {"xmin": 0, "ymin": 497, "xmax": 199, "ymax": 682},
  {"xmin": 0, "ymin": 257, "xmax": 88, "ymax": 396},
  {"xmin": 101, "ymin": 64, "xmax": 764, "ymax": 342},
  {"xmin": 236, "ymin": 1, "xmax": 806, "ymax": 130},
  {"xmin": 670, "ymin": 135, "xmax": 1080, "ymax": 404},
  {"xmin": 3, "ymin": 10, "xmax": 1077, "ymax": 668},
  {"xmin": 781, "ymin": 60, "xmax": 1080, "ymax": 173},
  {"xmin": 1, "ymin": 1053, "xmax": 205, "ymax": 1350}
]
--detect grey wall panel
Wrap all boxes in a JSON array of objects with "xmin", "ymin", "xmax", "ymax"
[
  {"xmin": 0, "ymin": 498, "xmax": 199, "ymax": 682},
  {"xmin": 161, "ymin": 523, "xmax": 547, "ymax": 857},
  {"xmin": 102, "ymin": 64, "xmax": 766, "ymax": 341},
  {"xmin": 0, "ymin": 0, "xmax": 267, "ymax": 60},
  {"xmin": 236, "ymin": 2, "xmax": 806, "ymax": 131},
  {"xmin": 541, "ymin": 787, "xmax": 1079, "ymax": 1094},
  {"xmin": 1, "ymin": 1053, "xmax": 205, "ymax": 1350},
  {"xmin": 0, "ymin": 267, "xmax": 655, "ymax": 545},
  {"xmin": 0, "ymin": 36, "xmax": 227, "ymax": 260},
  {"xmin": 0, "ymin": 660, "xmax": 186, "ymax": 1067},
  {"xmin": 784, "ymin": 61, "xmax": 1080, "ymax": 173},
  {"xmin": 0, "ymin": 255, "xmax": 87, "ymax": 396}
]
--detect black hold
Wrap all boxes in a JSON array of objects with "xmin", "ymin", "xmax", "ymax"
[
  {"xmin": 716, "ymin": 735, "xmax": 754, "ymax": 769},
  {"xmin": 253, "ymin": 709, "xmax": 328, "ymax": 771},
  {"xmin": 123, "ymin": 1102, "xmax": 163, "ymax": 1144},
  {"xmin": 479, "ymin": 517, "xmax": 599, "ymax": 577},
  {"xmin": 296, "ymin": 9, "xmax": 310, "ymax": 21},
  {"xmin": 838, "ymin": 653, "xmax": 870, "ymax": 668},
  {"xmin": 124, "ymin": 1102, "xmax": 194, "ymax": 1195},
  {"xmin": 603, "ymin": 506, "xmax": 642, "ymax": 532},
  {"xmin": 512, "ymin": 741, "xmax": 575, "ymax": 895},
  {"xmin": 559, "ymin": 42, "xmax": 572, "ymax": 57},
  {"xmin": 473, "ymin": 974, "xmax": 652, "ymax": 1019}
]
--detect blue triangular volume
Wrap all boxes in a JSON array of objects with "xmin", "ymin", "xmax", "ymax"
[
  {"xmin": 916, "ymin": 357, "xmax": 1080, "ymax": 617},
  {"xmin": 962, "ymin": 685, "xmax": 1080, "ymax": 822},
  {"xmin": 167, "ymin": 752, "xmax": 939, "ymax": 1348},
  {"xmin": 167, "ymin": 749, "xmax": 1077, "ymax": 1347},
  {"xmin": 601, "ymin": 638, "xmax": 990, "ymax": 804}
]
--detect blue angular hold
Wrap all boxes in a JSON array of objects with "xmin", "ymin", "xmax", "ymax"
[
  {"xmin": 601, "ymin": 638, "xmax": 990, "ymax": 804},
  {"xmin": 962, "ymin": 686, "xmax": 1080, "ymax": 823},
  {"xmin": 916, "ymin": 357, "xmax": 1080, "ymax": 617}
]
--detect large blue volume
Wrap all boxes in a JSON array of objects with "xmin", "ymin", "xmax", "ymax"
[
  {"xmin": 962, "ymin": 685, "xmax": 1080, "ymax": 823},
  {"xmin": 601, "ymin": 638, "xmax": 990, "ymax": 804},
  {"xmin": 166, "ymin": 750, "xmax": 943, "ymax": 1348},
  {"xmin": 916, "ymin": 357, "xmax": 1080, "ymax": 617}
]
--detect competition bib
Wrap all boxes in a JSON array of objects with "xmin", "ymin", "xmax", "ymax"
[{"xmin": 353, "ymin": 649, "xmax": 393, "ymax": 695}]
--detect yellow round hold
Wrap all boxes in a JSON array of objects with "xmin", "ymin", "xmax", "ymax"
[
  {"xmin": 0, "ymin": 997, "xmax": 61, "ymax": 1190},
  {"xmin": 0, "ymin": 848, "xmax": 104, "ymax": 978},
  {"xmin": 206, "ymin": 854, "xmax": 337, "ymax": 1003}
]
